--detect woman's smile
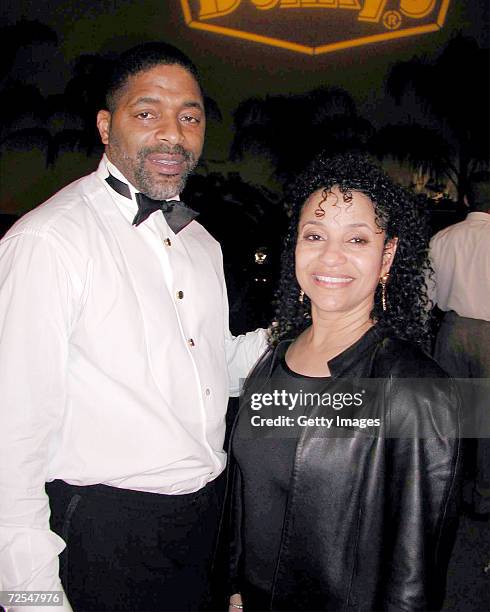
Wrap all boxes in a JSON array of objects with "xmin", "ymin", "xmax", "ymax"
[{"xmin": 295, "ymin": 186, "xmax": 396, "ymax": 319}]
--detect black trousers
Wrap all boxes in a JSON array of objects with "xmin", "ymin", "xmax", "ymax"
[{"xmin": 46, "ymin": 474, "xmax": 225, "ymax": 612}]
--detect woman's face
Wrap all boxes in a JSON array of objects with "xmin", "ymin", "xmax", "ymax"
[{"xmin": 295, "ymin": 186, "xmax": 397, "ymax": 319}]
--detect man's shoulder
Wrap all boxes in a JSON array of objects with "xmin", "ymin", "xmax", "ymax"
[
  {"xmin": 430, "ymin": 216, "xmax": 490, "ymax": 264},
  {"xmin": 2, "ymin": 170, "xmax": 102, "ymax": 241},
  {"xmin": 430, "ymin": 218, "xmax": 468, "ymax": 245},
  {"xmin": 431, "ymin": 213, "xmax": 490, "ymax": 241}
]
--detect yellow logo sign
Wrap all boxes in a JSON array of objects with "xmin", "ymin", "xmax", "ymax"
[{"xmin": 180, "ymin": 1, "xmax": 451, "ymax": 55}]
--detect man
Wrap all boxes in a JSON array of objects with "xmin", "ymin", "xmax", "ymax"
[
  {"xmin": 0, "ymin": 42, "xmax": 266, "ymax": 611},
  {"xmin": 430, "ymin": 170, "xmax": 490, "ymax": 519}
]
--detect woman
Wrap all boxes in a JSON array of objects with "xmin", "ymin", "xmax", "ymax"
[{"xmin": 227, "ymin": 153, "xmax": 461, "ymax": 611}]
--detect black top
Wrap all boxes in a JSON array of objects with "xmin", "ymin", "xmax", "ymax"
[{"xmin": 231, "ymin": 348, "xmax": 331, "ymax": 607}]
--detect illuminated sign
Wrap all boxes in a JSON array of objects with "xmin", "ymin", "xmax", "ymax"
[{"xmin": 180, "ymin": 0, "xmax": 451, "ymax": 55}]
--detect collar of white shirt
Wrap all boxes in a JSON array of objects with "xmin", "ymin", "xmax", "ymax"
[
  {"xmin": 467, "ymin": 211, "xmax": 490, "ymax": 222},
  {"xmin": 100, "ymin": 154, "xmax": 180, "ymax": 213}
]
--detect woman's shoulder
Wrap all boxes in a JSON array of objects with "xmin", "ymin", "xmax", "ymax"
[
  {"xmin": 373, "ymin": 336, "xmax": 461, "ymax": 438},
  {"xmin": 373, "ymin": 335, "xmax": 449, "ymax": 379}
]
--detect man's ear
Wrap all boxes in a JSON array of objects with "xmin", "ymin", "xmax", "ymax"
[
  {"xmin": 96, "ymin": 110, "xmax": 111, "ymax": 145},
  {"xmin": 381, "ymin": 237, "xmax": 398, "ymax": 276}
]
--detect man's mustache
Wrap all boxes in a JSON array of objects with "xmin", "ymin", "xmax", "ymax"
[{"xmin": 138, "ymin": 145, "xmax": 193, "ymax": 161}]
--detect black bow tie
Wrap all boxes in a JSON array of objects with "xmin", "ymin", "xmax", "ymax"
[{"xmin": 105, "ymin": 173, "xmax": 198, "ymax": 234}]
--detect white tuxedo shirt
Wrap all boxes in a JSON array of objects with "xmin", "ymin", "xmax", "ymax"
[{"xmin": 0, "ymin": 157, "xmax": 266, "ymax": 602}]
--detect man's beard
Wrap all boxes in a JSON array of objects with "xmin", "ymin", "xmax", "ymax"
[
  {"xmin": 133, "ymin": 145, "xmax": 198, "ymax": 200},
  {"xmin": 108, "ymin": 136, "xmax": 198, "ymax": 200}
]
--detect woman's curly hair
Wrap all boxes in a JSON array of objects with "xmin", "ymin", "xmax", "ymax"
[{"xmin": 271, "ymin": 151, "xmax": 432, "ymax": 349}]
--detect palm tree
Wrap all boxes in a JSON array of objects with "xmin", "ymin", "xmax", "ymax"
[
  {"xmin": 372, "ymin": 34, "xmax": 489, "ymax": 204},
  {"xmin": 0, "ymin": 19, "xmax": 57, "ymax": 82},
  {"xmin": 49, "ymin": 54, "xmax": 113, "ymax": 162},
  {"xmin": 0, "ymin": 20, "xmax": 59, "ymax": 164},
  {"xmin": 231, "ymin": 87, "xmax": 374, "ymax": 184},
  {"xmin": 1, "ymin": 35, "xmax": 224, "ymax": 168}
]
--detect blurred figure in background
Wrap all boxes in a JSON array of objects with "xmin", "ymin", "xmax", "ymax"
[{"xmin": 430, "ymin": 170, "xmax": 490, "ymax": 519}]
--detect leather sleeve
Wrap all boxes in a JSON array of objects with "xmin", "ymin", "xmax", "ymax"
[{"xmin": 379, "ymin": 376, "xmax": 462, "ymax": 611}]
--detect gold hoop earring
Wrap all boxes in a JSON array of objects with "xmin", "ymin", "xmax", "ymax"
[
  {"xmin": 298, "ymin": 289, "xmax": 304, "ymax": 303},
  {"xmin": 380, "ymin": 274, "xmax": 389, "ymax": 312}
]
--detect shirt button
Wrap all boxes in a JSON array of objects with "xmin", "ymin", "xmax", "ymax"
[
  {"xmin": 176, "ymin": 290, "xmax": 184, "ymax": 299},
  {"xmin": 164, "ymin": 238, "xmax": 172, "ymax": 247},
  {"xmin": 188, "ymin": 338, "xmax": 195, "ymax": 347},
  {"xmin": 205, "ymin": 388, "xmax": 211, "ymax": 396}
]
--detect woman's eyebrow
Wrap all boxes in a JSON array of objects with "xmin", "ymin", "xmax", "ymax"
[
  {"xmin": 300, "ymin": 220, "xmax": 375, "ymax": 231},
  {"xmin": 345, "ymin": 222, "xmax": 375, "ymax": 230}
]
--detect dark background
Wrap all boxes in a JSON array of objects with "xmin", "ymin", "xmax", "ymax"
[
  {"xmin": 1, "ymin": 1, "xmax": 488, "ymax": 210},
  {"xmin": 1, "ymin": 1, "xmax": 489, "ymax": 333},
  {"xmin": 0, "ymin": 4, "xmax": 489, "ymax": 610}
]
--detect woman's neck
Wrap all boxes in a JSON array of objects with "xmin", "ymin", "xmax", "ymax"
[
  {"xmin": 285, "ymin": 305, "xmax": 374, "ymax": 377},
  {"xmin": 306, "ymin": 309, "xmax": 374, "ymax": 356}
]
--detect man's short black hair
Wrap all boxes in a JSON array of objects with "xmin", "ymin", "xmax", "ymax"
[
  {"xmin": 105, "ymin": 42, "xmax": 201, "ymax": 112},
  {"xmin": 467, "ymin": 170, "xmax": 490, "ymax": 213}
]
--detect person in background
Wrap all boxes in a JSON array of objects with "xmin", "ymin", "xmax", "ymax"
[
  {"xmin": 0, "ymin": 42, "xmax": 266, "ymax": 611},
  {"xmin": 430, "ymin": 170, "xmax": 490, "ymax": 520},
  {"xmin": 227, "ymin": 152, "xmax": 461, "ymax": 611}
]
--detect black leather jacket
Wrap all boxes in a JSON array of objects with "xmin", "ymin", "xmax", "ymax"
[{"xmin": 227, "ymin": 326, "xmax": 462, "ymax": 611}]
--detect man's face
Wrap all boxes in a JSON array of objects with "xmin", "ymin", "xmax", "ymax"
[{"xmin": 97, "ymin": 64, "xmax": 205, "ymax": 199}]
